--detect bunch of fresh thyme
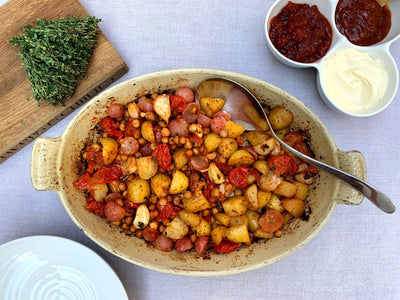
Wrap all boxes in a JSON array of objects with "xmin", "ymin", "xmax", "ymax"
[{"xmin": 9, "ymin": 16, "xmax": 101, "ymax": 106}]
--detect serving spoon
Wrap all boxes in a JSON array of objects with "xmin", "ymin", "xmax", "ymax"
[{"xmin": 196, "ymin": 77, "xmax": 396, "ymax": 214}]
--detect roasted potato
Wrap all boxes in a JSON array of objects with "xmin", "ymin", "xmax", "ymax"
[
  {"xmin": 227, "ymin": 149, "xmax": 255, "ymax": 166},
  {"xmin": 225, "ymin": 224, "xmax": 250, "ymax": 243},
  {"xmin": 120, "ymin": 156, "xmax": 137, "ymax": 175},
  {"xmin": 98, "ymin": 137, "xmax": 118, "ymax": 165},
  {"xmin": 141, "ymin": 120, "xmax": 155, "ymax": 142},
  {"xmin": 127, "ymin": 178, "xmax": 150, "ymax": 203},
  {"xmin": 204, "ymin": 132, "xmax": 222, "ymax": 152},
  {"xmin": 225, "ymin": 120, "xmax": 245, "ymax": 138},
  {"xmin": 151, "ymin": 174, "xmax": 171, "ymax": 198},
  {"xmin": 153, "ymin": 93, "xmax": 171, "ymax": 123},
  {"xmin": 182, "ymin": 193, "xmax": 211, "ymax": 212},
  {"xmin": 229, "ymin": 215, "xmax": 249, "ymax": 227},
  {"xmin": 169, "ymin": 170, "xmax": 189, "ymax": 194},
  {"xmin": 257, "ymin": 190, "xmax": 272, "ymax": 208},
  {"xmin": 244, "ymin": 184, "xmax": 258, "ymax": 210},
  {"xmin": 137, "ymin": 156, "xmax": 158, "ymax": 180},
  {"xmin": 268, "ymin": 106, "xmax": 293, "ymax": 130},
  {"xmin": 281, "ymin": 198, "xmax": 305, "ymax": 218},
  {"xmin": 267, "ymin": 194, "xmax": 284, "ymax": 212},
  {"xmin": 253, "ymin": 160, "xmax": 269, "ymax": 175},
  {"xmin": 273, "ymin": 180, "xmax": 298, "ymax": 198},
  {"xmin": 245, "ymin": 131, "xmax": 269, "ymax": 146},
  {"xmin": 294, "ymin": 181, "xmax": 309, "ymax": 200},
  {"xmin": 200, "ymin": 97, "xmax": 226, "ymax": 117},
  {"xmin": 245, "ymin": 210, "xmax": 260, "ymax": 232},
  {"xmin": 173, "ymin": 148, "xmax": 189, "ymax": 169},
  {"xmin": 179, "ymin": 210, "xmax": 202, "ymax": 227},
  {"xmin": 253, "ymin": 228, "xmax": 274, "ymax": 239},
  {"xmin": 194, "ymin": 219, "xmax": 211, "ymax": 237},
  {"xmin": 258, "ymin": 171, "xmax": 282, "ymax": 192},
  {"xmin": 164, "ymin": 217, "xmax": 189, "ymax": 240},
  {"xmin": 222, "ymin": 196, "xmax": 247, "ymax": 217},
  {"xmin": 218, "ymin": 138, "xmax": 238, "ymax": 159},
  {"xmin": 211, "ymin": 226, "xmax": 227, "ymax": 245},
  {"xmin": 214, "ymin": 213, "xmax": 230, "ymax": 227}
]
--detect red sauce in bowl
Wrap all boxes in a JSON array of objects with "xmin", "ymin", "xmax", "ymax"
[
  {"xmin": 269, "ymin": 1, "xmax": 332, "ymax": 63},
  {"xmin": 335, "ymin": 0, "xmax": 391, "ymax": 46}
]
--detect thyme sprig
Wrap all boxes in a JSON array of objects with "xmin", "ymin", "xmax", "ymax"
[{"xmin": 9, "ymin": 16, "xmax": 101, "ymax": 106}]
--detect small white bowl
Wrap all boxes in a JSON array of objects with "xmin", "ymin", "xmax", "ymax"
[{"xmin": 265, "ymin": 0, "xmax": 400, "ymax": 117}]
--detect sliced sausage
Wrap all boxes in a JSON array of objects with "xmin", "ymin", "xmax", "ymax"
[
  {"xmin": 120, "ymin": 137, "xmax": 139, "ymax": 156},
  {"xmin": 108, "ymin": 103, "xmax": 125, "ymax": 118},
  {"xmin": 175, "ymin": 237, "xmax": 193, "ymax": 252},
  {"xmin": 195, "ymin": 236, "xmax": 209, "ymax": 256},
  {"xmin": 104, "ymin": 200, "xmax": 125, "ymax": 222},
  {"xmin": 197, "ymin": 112, "xmax": 211, "ymax": 128},
  {"xmin": 168, "ymin": 118, "xmax": 189, "ymax": 136},
  {"xmin": 138, "ymin": 96, "xmax": 154, "ymax": 112},
  {"xmin": 182, "ymin": 103, "xmax": 199, "ymax": 123},
  {"xmin": 258, "ymin": 209, "xmax": 283, "ymax": 233},
  {"xmin": 210, "ymin": 116, "xmax": 226, "ymax": 134},
  {"xmin": 155, "ymin": 234, "xmax": 174, "ymax": 252},
  {"xmin": 190, "ymin": 155, "xmax": 209, "ymax": 171},
  {"xmin": 189, "ymin": 173, "xmax": 200, "ymax": 192},
  {"xmin": 175, "ymin": 87, "xmax": 194, "ymax": 103}
]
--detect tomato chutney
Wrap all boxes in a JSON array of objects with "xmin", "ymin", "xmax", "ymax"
[
  {"xmin": 335, "ymin": 0, "xmax": 391, "ymax": 46},
  {"xmin": 269, "ymin": 1, "xmax": 333, "ymax": 63}
]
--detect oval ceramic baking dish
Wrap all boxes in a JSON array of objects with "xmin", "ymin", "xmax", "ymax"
[{"xmin": 30, "ymin": 69, "xmax": 366, "ymax": 276}]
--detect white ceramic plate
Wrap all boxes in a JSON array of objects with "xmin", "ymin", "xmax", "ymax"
[{"xmin": 0, "ymin": 236, "xmax": 128, "ymax": 300}]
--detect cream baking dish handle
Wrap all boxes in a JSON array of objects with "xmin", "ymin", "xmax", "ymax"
[
  {"xmin": 334, "ymin": 150, "xmax": 367, "ymax": 206},
  {"xmin": 31, "ymin": 136, "xmax": 62, "ymax": 191}
]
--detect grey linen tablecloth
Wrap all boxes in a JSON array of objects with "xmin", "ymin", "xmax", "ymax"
[{"xmin": 0, "ymin": 0, "xmax": 399, "ymax": 299}]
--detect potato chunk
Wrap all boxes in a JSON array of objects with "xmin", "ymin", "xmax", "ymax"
[
  {"xmin": 164, "ymin": 217, "xmax": 189, "ymax": 240},
  {"xmin": 200, "ymin": 97, "xmax": 226, "ymax": 117},
  {"xmin": 182, "ymin": 193, "xmax": 211, "ymax": 212},
  {"xmin": 99, "ymin": 137, "xmax": 118, "ymax": 165},
  {"xmin": 218, "ymin": 138, "xmax": 238, "ymax": 159},
  {"xmin": 169, "ymin": 170, "xmax": 189, "ymax": 194},
  {"xmin": 204, "ymin": 132, "xmax": 222, "ymax": 153},
  {"xmin": 127, "ymin": 178, "xmax": 150, "ymax": 203},
  {"xmin": 227, "ymin": 150, "xmax": 255, "ymax": 166},
  {"xmin": 151, "ymin": 174, "xmax": 171, "ymax": 198},
  {"xmin": 153, "ymin": 94, "xmax": 171, "ymax": 123},
  {"xmin": 222, "ymin": 196, "xmax": 247, "ymax": 217},
  {"xmin": 226, "ymin": 224, "xmax": 250, "ymax": 243},
  {"xmin": 268, "ymin": 106, "xmax": 293, "ymax": 130},
  {"xmin": 141, "ymin": 120, "xmax": 155, "ymax": 142},
  {"xmin": 137, "ymin": 156, "xmax": 158, "ymax": 180},
  {"xmin": 225, "ymin": 120, "xmax": 245, "ymax": 138},
  {"xmin": 281, "ymin": 198, "xmax": 305, "ymax": 218}
]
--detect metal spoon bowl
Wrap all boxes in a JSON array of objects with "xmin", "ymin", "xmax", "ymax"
[{"xmin": 196, "ymin": 77, "xmax": 395, "ymax": 214}]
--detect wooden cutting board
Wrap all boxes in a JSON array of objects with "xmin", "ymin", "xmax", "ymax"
[{"xmin": 0, "ymin": 0, "xmax": 128, "ymax": 163}]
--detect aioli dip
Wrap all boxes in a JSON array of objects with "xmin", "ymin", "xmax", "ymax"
[{"xmin": 321, "ymin": 48, "xmax": 388, "ymax": 112}]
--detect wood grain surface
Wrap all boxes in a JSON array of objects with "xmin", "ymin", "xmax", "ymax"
[{"xmin": 0, "ymin": 0, "xmax": 128, "ymax": 163}]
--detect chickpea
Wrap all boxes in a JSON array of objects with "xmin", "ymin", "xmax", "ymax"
[
  {"xmin": 119, "ymin": 123, "xmax": 126, "ymax": 132},
  {"xmin": 92, "ymin": 143, "xmax": 101, "ymax": 151},
  {"xmin": 150, "ymin": 210, "xmax": 159, "ymax": 219},
  {"xmin": 185, "ymin": 140, "xmax": 193, "ymax": 149},
  {"xmin": 133, "ymin": 129, "xmax": 141, "ymax": 139},
  {"xmin": 159, "ymin": 197, "xmax": 168, "ymax": 206},
  {"xmin": 217, "ymin": 156, "xmax": 226, "ymax": 163},
  {"xmin": 169, "ymin": 137, "xmax": 176, "ymax": 144},
  {"xmin": 159, "ymin": 120, "xmax": 167, "ymax": 128},
  {"xmin": 138, "ymin": 137, "xmax": 146, "ymax": 145},
  {"xmin": 119, "ymin": 154, "xmax": 128, "ymax": 161},
  {"xmin": 132, "ymin": 119, "xmax": 141, "ymax": 128},
  {"xmin": 122, "ymin": 223, "xmax": 130, "ymax": 231},
  {"xmin": 179, "ymin": 136, "xmax": 186, "ymax": 145},
  {"xmin": 190, "ymin": 234, "xmax": 197, "ymax": 243},
  {"xmin": 82, "ymin": 152, "xmax": 88, "ymax": 160},
  {"xmin": 211, "ymin": 187, "xmax": 220, "ymax": 197},
  {"xmin": 145, "ymin": 111, "xmax": 156, "ymax": 121},
  {"xmin": 193, "ymin": 148, "xmax": 199, "ymax": 155},
  {"xmin": 274, "ymin": 230, "xmax": 282, "ymax": 238},
  {"xmin": 116, "ymin": 198, "xmax": 124, "ymax": 206},
  {"xmin": 211, "ymin": 207, "xmax": 219, "ymax": 215},
  {"xmin": 203, "ymin": 127, "xmax": 211, "ymax": 135},
  {"xmin": 124, "ymin": 216, "xmax": 133, "ymax": 225},
  {"xmin": 161, "ymin": 127, "xmax": 170, "ymax": 137},
  {"xmin": 219, "ymin": 129, "xmax": 228, "ymax": 138},
  {"xmin": 150, "ymin": 195, "xmax": 158, "ymax": 204},
  {"xmin": 236, "ymin": 136, "xmax": 245, "ymax": 145},
  {"xmin": 135, "ymin": 229, "xmax": 143, "ymax": 238},
  {"xmin": 181, "ymin": 165, "xmax": 188, "ymax": 172},
  {"xmin": 119, "ymin": 182, "xmax": 127, "ymax": 191},
  {"xmin": 130, "ymin": 225, "xmax": 137, "ymax": 232},
  {"xmin": 151, "ymin": 93, "xmax": 158, "ymax": 100},
  {"xmin": 234, "ymin": 189, "xmax": 243, "ymax": 196},
  {"xmin": 149, "ymin": 220, "xmax": 159, "ymax": 230},
  {"xmin": 202, "ymin": 209, "xmax": 210, "ymax": 217},
  {"xmin": 140, "ymin": 112, "xmax": 146, "ymax": 118},
  {"xmin": 122, "ymin": 191, "xmax": 128, "ymax": 198},
  {"xmin": 150, "ymin": 143, "xmax": 157, "ymax": 150},
  {"xmin": 112, "ymin": 221, "xmax": 121, "ymax": 226},
  {"xmin": 159, "ymin": 225, "xmax": 166, "ymax": 233},
  {"xmin": 184, "ymin": 190, "xmax": 193, "ymax": 199},
  {"xmin": 189, "ymin": 123, "xmax": 197, "ymax": 134},
  {"xmin": 185, "ymin": 149, "xmax": 193, "ymax": 157}
]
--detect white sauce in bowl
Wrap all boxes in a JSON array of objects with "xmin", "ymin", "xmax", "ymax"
[{"xmin": 321, "ymin": 48, "xmax": 388, "ymax": 113}]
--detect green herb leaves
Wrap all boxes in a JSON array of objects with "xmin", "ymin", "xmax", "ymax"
[{"xmin": 9, "ymin": 16, "xmax": 101, "ymax": 106}]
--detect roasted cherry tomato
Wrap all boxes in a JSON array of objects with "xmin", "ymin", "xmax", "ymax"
[
  {"xmin": 99, "ymin": 117, "xmax": 123, "ymax": 140},
  {"xmin": 85, "ymin": 200, "xmax": 105, "ymax": 216},
  {"xmin": 170, "ymin": 95, "xmax": 187, "ymax": 116},
  {"xmin": 258, "ymin": 209, "xmax": 284, "ymax": 233},
  {"xmin": 152, "ymin": 144, "xmax": 172, "ymax": 170},
  {"xmin": 228, "ymin": 166, "xmax": 249, "ymax": 189},
  {"xmin": 124, "ymin": 121, "xmax": 136, "ymax": 137},
  {"xmin": 92, "ymin": 165, "xmax": 122, "ymax": 184},
  {"xmin": 73, "ymin": 172, "xmax": 92, "ymax": 190},
  {"xmin": 267, "ymin": 154, "xmax": 298, "ymax": 176},
  {"xmin": 156, "ymin": 202, "xmax": 174, "ymax": 222},
  {"xmin": 214, "ymin": 240, "xmax": 240, "ymax": 254}
]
